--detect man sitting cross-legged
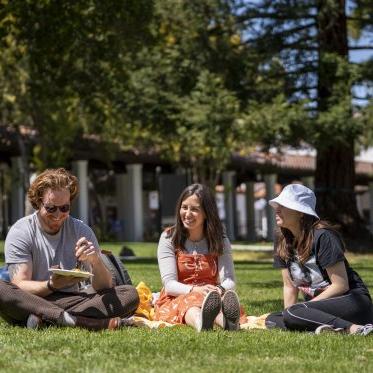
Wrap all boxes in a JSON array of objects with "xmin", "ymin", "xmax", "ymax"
[{"xmin": 0, "ymin": 168, "xmax": 139, "ymax": 330}]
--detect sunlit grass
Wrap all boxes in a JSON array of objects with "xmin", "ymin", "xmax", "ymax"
[{"xmin": 0, "ymin": 241, "xmax": 373, "ymax": 372}]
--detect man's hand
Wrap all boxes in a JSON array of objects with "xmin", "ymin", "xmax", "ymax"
[
  {"xmin": 75, "ymin": 237, "xmax": 100, "ymax": 265},
  {"xmin": 49, "ymin": 273, "xmax": 82, "ymax": 290},
  {"xmin": 74, "ymin": 236, "xmax": 112, "ymax": 291}
]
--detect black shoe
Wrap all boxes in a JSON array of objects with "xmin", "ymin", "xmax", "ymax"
[
  {"xmin": 197, "ymin": 290, "xmax": 221, "ymax": 332},
  {"xmin": 222, "ymin": 290, "xmax": 240, "ymax": 331}
]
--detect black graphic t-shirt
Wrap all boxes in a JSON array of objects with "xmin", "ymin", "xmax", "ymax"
[{"xmin": 273, "ymin": 229, "xmax": 369, "ymax": 299}]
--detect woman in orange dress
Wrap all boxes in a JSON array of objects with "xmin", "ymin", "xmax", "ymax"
[{"xmin": 154, "ymin": 183, "xmax": 242, "ymax": 332}]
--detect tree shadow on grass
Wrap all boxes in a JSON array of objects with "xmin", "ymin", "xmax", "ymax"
[
  {"xmin": 241, "ymin": 298, "xmax": 283, "ymax": 315},
  {"xmin": 122, "ymin": 257, "xmax": 158, "ymax": 265},
  {"xmin": 239, "ymin": 280, "xmax": 283, "ymax": 289},
  {"xmin": 234, "ymin": 261, "xmax": 276, "ymax": 269}
]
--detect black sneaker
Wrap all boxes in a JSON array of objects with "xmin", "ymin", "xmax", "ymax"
[
  {"xmin": 221, "ymin": 290, "xmax": 240, "ymax": 331},
  {"xmin": 354, "ymin": 324, "xmax": 373, "ymax": 336},
  {"xmin": 197, "ymin": 290, "xmax": 221, "ymax": 332}
]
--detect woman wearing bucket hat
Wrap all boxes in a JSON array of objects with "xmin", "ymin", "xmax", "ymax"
[
  {"xmin": 154, "ymin": 183, "xmax": 245, "ymax": 332},
  {"xmin": 265, "ymin": 183, "xmax": 373, "ymax": 335}
]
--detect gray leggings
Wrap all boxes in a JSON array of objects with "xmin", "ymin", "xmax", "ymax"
[
  {"xmin": 0, "ymin": 280, "xmax": 139, "ymax": 326},
  {"xmin": 266, "ymin": 290, "xmax": 373, "ymax": 331}
]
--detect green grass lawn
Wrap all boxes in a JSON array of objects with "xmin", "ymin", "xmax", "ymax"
[{"xmin": 0, "ymin": 241, "xmax": 373, "ymax": 372}]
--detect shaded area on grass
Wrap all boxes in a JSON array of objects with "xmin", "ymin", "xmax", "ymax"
[{"xmin": 239, "ymin": 281, "xmax": 284, "ymax": 289}]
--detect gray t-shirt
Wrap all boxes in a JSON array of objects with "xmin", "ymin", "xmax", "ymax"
[
  {"xmin": 157, "ymin": 231, "xmax": 236, "ymax": 296},
  {"xmin": 5, "ymin": 212, "xmax": 99, "ymax": 292}
]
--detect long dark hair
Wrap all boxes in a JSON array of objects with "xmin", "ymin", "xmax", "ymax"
[
  {"xmin": 169, "ymin": 183, "xmax": 224, "ymax": 255},
  {"xmin": 276, "ymin": 214, "xmax": 345, "ymax": 263}
]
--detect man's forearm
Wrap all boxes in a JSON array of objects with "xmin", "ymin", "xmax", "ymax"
[
  {"xmin": 11, "ymin": 279, "xmax": 52, "ymax": 297},
  {"xmin": 90, "ymin": 258, "xmax": 113, "ymax": 290},
  {"xmin": 9, "ymin": 262, "xmax": 53, "ymax": 297}
]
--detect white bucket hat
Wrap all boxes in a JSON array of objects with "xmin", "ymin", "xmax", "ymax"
[{"xmin": 269, "ymin": 184, "xmax": 319, "ymax": 219}]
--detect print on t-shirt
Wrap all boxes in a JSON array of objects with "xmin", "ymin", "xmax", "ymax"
[{"xmin": 289, "ymin": 255, "xmax": 330, "ymax": 298}]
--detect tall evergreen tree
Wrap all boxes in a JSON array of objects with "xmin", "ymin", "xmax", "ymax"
[{"xmin": 238, "ymin": 0, "xmax": 373, "ymax": 248}]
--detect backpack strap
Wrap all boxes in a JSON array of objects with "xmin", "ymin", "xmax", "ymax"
[{"xmin": 100, "ymin": 252, "xmax": 132, "ymax": 286}]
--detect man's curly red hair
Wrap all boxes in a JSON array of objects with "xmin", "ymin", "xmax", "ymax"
[{"xmin": 27, "ymin": 168, "xmax": 79, "ymax": 209}]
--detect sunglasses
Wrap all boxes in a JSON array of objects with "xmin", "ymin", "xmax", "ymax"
[{"xmin": 41, "ymin": 202, "xmax": 70, "ymax": 213}]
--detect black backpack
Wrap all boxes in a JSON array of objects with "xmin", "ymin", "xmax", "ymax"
[{"xmin": 101, "ymin": 251, "xmax": 132, "ymax": 286}]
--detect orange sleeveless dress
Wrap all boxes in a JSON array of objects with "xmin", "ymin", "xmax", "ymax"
[{"xmin": 154, "ymin": 251, "xmax": 218, "ymax": 324}]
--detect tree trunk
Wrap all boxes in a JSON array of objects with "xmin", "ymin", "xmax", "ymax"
[
  {"xmin": 316, "ymin": 0, "xmax": 373, "ymax": 250},
  {"xmin": 315, "ymin": 141, "xmax": 373, "ymax": 249}
]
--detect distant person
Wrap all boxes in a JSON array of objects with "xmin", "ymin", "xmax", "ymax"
[
  {"xmin": 0, "ymin": 168, "xmax": 139, "ymax": 330},
  {"xmin": 265, "ymin": 184, "xmax": 373, "ymax": 335},
  {"xmin": 154, "ymin": 183, "xmax": 243, "ymax": 331}
]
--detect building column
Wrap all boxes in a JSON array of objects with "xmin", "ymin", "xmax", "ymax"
[
  {"xmin": 301, "ymin": 176, "xmax": 315, "ymax": 190},
  {"xmin": 116, "ymin": 173, "xmax": 126, "ymax": 241},
  {"xmin": 369, "ymin": 181, "xmax": 373, "ymax": 234},
  {"xmin": 245, "ymin": 181, "xmax": 256, "ymax": 241},
  {"xmin": 116, "ymin": 164, "xmax": 144, "ymax": 242},
  {"xmin": 264, "ymin": 173, "xmax": 277, "ymax": 241},
  {"xmin": 223, "ymin": 171, "xmax": 236, "ymax": 241},
  {"xmin": 25, "ymin": 172, "xmax": 37, "ymax": 216},
  {"xmin": 72, "ymin": 160, "xmax": 89, "ymax": 224},
  {"xmin": 127, "ymin": 164, "xmax": 144, "ymax": 241},
  {"xmin": 0, "ymin": 163, "xmax": 9, "ymax": 237},
  {"xmin": 10, "ymin": 157, "xmax": 25, "ymax": 224}
]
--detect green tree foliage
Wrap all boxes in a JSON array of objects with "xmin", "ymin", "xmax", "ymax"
[
  {"xmin": 120, "ymin": 0, "xmax": 300, "ymax": 184},
  {"xmin": 243, "ymin": 95, "xmax": 310, "ymax": 150},
  {"xmin": 3, "ymin": 0, "xmax": 372, "ymax": 248},
  {"xmin": 1, "ymin": 0, "xmax": 300, "ymax": 186},
  {"xmin": 121, "ymin": 0, "xmax": 247, "ymax": 184},
  {"xmin": 237, "ymin": 0, "xmax": 373, "ymax": 247},
  {"xmin": 0, "ymin": 0, "xmax": 153, "ymax": 169}
]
